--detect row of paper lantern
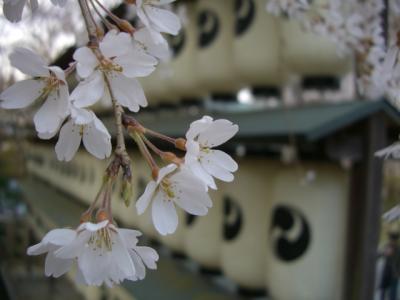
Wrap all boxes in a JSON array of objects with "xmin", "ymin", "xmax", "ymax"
[
  {"xmin": 25, "ymin": 145, "xmax": 349, "ymax": 300},
  {"xmin": 138, "ymin": 0, "xmax": 351, "ymax": 106}
]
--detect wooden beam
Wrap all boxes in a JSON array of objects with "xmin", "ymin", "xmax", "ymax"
[{"xmin": 344, "ymin": 114, "xmax": 386, "ymax": 300}]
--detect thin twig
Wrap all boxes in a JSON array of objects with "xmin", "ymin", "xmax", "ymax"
[
  {"xmin": 130, "ymin": 130, "xmax": 159, "ymax": 174},
  {"xmin": 141, "ymin": 134, "xmax": 164, "ymax": 157},
  {"xmin": 93, "ymin": 0, "xmax": 122, "ymax": 24},
  {"xmin": 145, "ymin": 128, "xmax": 177, "ymax": 145},
  {"xmin": 77, "ymin": 0, "xmax": 99, "ymax": 45},
  {"xmin": 88, "ymin": 0, "xmax": 116, "ymax": 31}
]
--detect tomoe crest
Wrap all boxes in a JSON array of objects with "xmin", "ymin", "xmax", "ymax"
[
  {"xmin": 270, "ymin": 204, "xmax": 311, "ymax": 262},
  {"xmin": 223, "ymin": 196, "xmax": 243, "ymax": 241},
  {"xmin": 234, "ymin": 0, "xmax": 256, "ymax": 36},
  {"xmin": 198, "ymin": 9, "xmax": 220, "ymax": 48}
]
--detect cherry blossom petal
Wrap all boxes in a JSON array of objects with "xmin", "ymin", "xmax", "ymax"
[
  {"xmin": 108, "ymin": 73, "xmax": 147, "ymax": 112},
  {"xmin": 48, "ymin": 66, "xmax": 66, "ymax": 83},
  {"xmin": 205, "ymin": 150, "xmax": 238, "ymax": 172},
  {"xmin": 100, "ymin": 30, "xmax": 132, "ymax": 58},
  {"xmin": 201, "ymin": 160, "xmax": 234, "ymax": 182},
  {"xmin": 73, "ymin": 47, "xmax": 98, "ymax": 78},
  {"xmin": 187, "ymin": 160, "xmax": 216, "ymax": 190},
  {"xmin": 82, "ymin": 117, "xmax": 111, "ymax": 160},
  {"xmin": 151, "ymin": 194, "xmax": 178, "ymax": 235},
  {"xmin": 156, "ymin": 164, "xmax": 177, "ymax": 184},
  {"xmin": 172, "ymin": 170, "xmax": 212, "ymax": 213},
  {"xmin": 173, "ymin": 189, "xmax": 209, "ymax": 216},
  {"xmin": 71, "ymin": 71, "xmax": 105, "ymax": 108},
  {"xmin": 55, "ymin": 119, "xmax": 82, "ymax": 161},
  {"xmin": 118, "ymin": 229, "xmax": 141, "ymax": 248},
  {"xmin": 79, "ymin": 220, "xmax": 109, "ymax": 232},
  {"xmin": 54, "ymin": 230, "xmax": 91, "ymax": 259},
  {"xmin": 50, "ymin": 0, "xmax": 67, "ymax": 6},
  {"xmin": 198, "ymin": 119, "xmax": 239, "ymax": 147},
  {"xmin": 151, "ymin": 0, "xmax": 176, "ymax": 6},
  {"xmin": 185, "ymin": 140, "xmax": 200, "ymax": 159},
  {"xmin": 136, "ymin": 181, "xmax": 157, "ymax": 214},
  {"xmin": 33, "ymin": 88, "xmax": 68, "ymax": 134},
  {"xmin": 42, "ymin": 228, "xmax": 77, "ymax": 245},
  {"xmin": 3, "ymin": 0, "xmax": 26, "ymax": 22},
  {"xmin": 144, "ymin": 5, "xmax": 181, "ymax": 35},
  {"xmin": 136, "ymin": 0, "xmax": 150, "ymax": 27},
  {"xmin": 75, "ymin": 267, "xmax": 88, "ymax": 285},
  {"xmin": 133, "ymin": 246, "xmax": 158, "ymax": 269},
  {"xmin": 0, "ymin": 79, "xmax": 45, "ymax": 109},
  {"xmin": 71, "ymin": 106, "xmax": 94, "ymax": 125},
  {"xmin": 9, "ymin": 47, "xmax": 49, "ymax": 77},
  {"xmin": 134, "ymin": 28, "xmax": 171, "ymax": 60},
  {"xmin": 114, "ymin": 50, "xmax": 157, "ymax": 78},
  {"xmin": 30, "ymin": 0, "xmax": 38, "ymax": 10},
  {"xmin": 128, "ymin": 249, "xmax": 146, "ymax": 280},
  {"xmin": 37, "ymin": 129, "xmax": 58, "ymax": 140},
  {"xmin": 27, "ymin": 228, "xmax": 75, "ymax": 255},
  {"xmin": 78, "ymin": 234, "xmax": 135, "ymax": 286},
  {"xmin": 45, "ymin": 251, "xmax": 73, "ymax": 278},
  {"xmin": 185, "ymin": 116, "xmax": 213, "ymax": 140}
]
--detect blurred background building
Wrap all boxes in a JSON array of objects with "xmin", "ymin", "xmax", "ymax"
[{"xmin": 0, "ymin": 1, "xmax": 400, "ymax": 300}]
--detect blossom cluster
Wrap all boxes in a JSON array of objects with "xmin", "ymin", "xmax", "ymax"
[
  {"xmin": 1, "ymin": 0, "xmax": 241, "ymax": 287},
  {"xmin": 267, "ymin": 0, "xmax": 387, "ymax": 100},
  {"xmin": 27, "ymin": 220, "xmax": 158, "ymax": 286},
  {"xmin": 136, "ymin": 116, "xmax": 238, "ymax": 235},
  {"xmin": 1, "ymin": 0, "xmax": 180, "ymax": 162},
  {"xmin": 266, "ymin": 0, "xmax": 310, "ymax": 18}
]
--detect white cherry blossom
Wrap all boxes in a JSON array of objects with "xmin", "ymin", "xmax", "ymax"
[
  {"xmin": 136, "ymin": 164, "xmax": 212, "ymax": 235},
  {"xmin": 383, "ymin": 205, "xmax": 400, "ymax": 222},
  {"xmin": 0, "ymin": 48, "xmax": 70, "ymax": 135},
  {"xmin": 55, "ymin": 106, "xmax": 111, "ymax": 161},
  {"xmin": 71, "ymin": 30, "xmax": 157, "ymax": 112},
  {"xmin": 266, "ymin": 0, "xmax": 309, "ymax": 18},
  {"xmin": 134, "ymin": 27, "xmax": 171, "ymax": 61},
  {"xmin": 3, "ymin": 0, "xmax": 67, "ymax": 22},
  {"xmin": 375, "ymin": 140, "xmax": 400, "ymax": 159},
  {"xmin": 28, "ymin": 221, "xmax": 158, "ymax": 286},
  {"xmin": 27, "ymin": 228, "xmax": 77, "ymax": 278},
  {"xmin": 54, "ymin": 220, "xmax": 158, "ymax": 286},
  {"xmin": 184, "ymin": 116, "xmax": 239, "ymax": 190},
  {"xmin": 135, "ymin": 0, "xmax": 181, "ymax": 44}
]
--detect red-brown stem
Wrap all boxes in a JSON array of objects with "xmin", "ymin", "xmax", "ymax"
[
  {"xmin": 94, "ymin": 0, "xmax": 122, "ymax": 24},
  {"xmin": 145, "ymin": 128, "xmax": 177, "ymax": 145},
  {"xmin": 88, "ymin": 0, "xmax": 117, "ymax": 31},
  {"xmin": 129, "ymin": 129, "xmax": 159, "ymax": 179},
  {"xmin": 141, "ymin": 134, "xmax": 164, "ymax": 157}
]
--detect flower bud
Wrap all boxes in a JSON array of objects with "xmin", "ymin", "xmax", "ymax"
[
  {"xmin": 151, "ymin": 167, "xmax": 159, "ymax": 181},
  {"xmin": 161, "ymin": 152, "xmax": 182, "ymax": 165},
  {"xmin": 80, "ymin": 211, "xmax": 92, "ymax": 223},
  {"xmin": 96, "ymin": 210, "xmax": 109, "ymax": 222},
  {"xmin": 118, "ymin": 20, "xmax": 135, "ymax": 35},
  {"xmin": 175, "ymin": 138, "xmax": 186, "ymax": 151},
  {"xmin": 121, "ymin": 179, "xmax": 133, "ymax": 207}
]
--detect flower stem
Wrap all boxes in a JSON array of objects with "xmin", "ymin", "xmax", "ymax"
[
  {"xmin": 145, "ymin": 128, "xmax": 177, "ymax": 145},
  {"xmin": 88, "ymin": 0, "xmax": 117, "ymax": 31},
  {"xmin": 93, "ymin": 0, "xmax": 122, "ymax": 24},
  {"xmin": 141, "ymin": 134, "xmax": 164, "ymax": 157},
  {"xmin": 130, "ymin": 130, "xmax": 159, "ymax": 179},
  {"xmin": 77, "ymin": 0, "xmax": 99, "ymax": 45}
]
